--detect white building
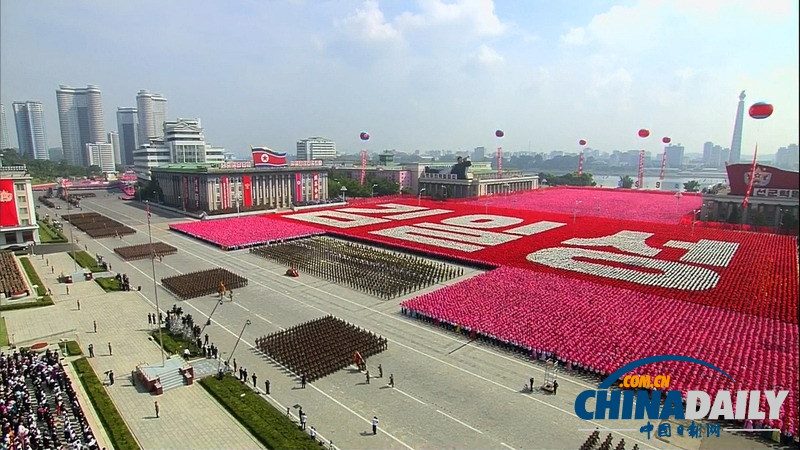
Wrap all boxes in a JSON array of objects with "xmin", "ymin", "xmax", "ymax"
[
  {"xmin": 133, "ymin": 118, "xmax": 224, "ymax": 180},
  {"xmin": 56, "ymin": 85, "xmax": 106, "ymax": 167},
  {"xmin": 136, "ymin": 90, "xmax": 168, "ymax": 145},
  {"xmin": 0, "ymin": 104, "xmax": 10, "ymax": 150},
  {"xmin": 297, "ymin": 137, "xmax": 336, "ymax": 161},
  {"xmin": 107, "ymin": 131, "xmax": 121, "ymax": 169},
  {"xmin": 0, "ymin": 165, "xmax": 39, "ymax": 249},
  {"xmin": 116, "ymin": 107, "xmax": 138, "ymax": 166},
  {"xmin": 85, "ymin": 142, "xmax": 115, "ymax": 173},
  {"xmin": 12, "ymin": 101, "xmax": 48, "ymax": 160}
]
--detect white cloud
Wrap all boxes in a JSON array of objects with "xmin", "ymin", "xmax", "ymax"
[
  {"xmin": 337, "ymin": 0, "xmax": 400, "ymax": 43},
  {"xmin": 397, "ymin": 0, "xmax": 507, "ymax": 36},
  {"xmin": 473, "ymin": 44, "xmax": 504, "ymax": 66},
  {"xmin": 561, "ymin": 27, "xmax": 587, "ymax": 45}
]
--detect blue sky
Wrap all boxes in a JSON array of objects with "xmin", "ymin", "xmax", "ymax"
[{"xmin": 1, "ymin": 0, "xmax": 797, "ymax": 159}]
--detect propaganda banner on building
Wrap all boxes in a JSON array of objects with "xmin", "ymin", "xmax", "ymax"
[
  {"xmin": 221, "ymin": 176, "xmax": 230, "ymax": 209},
  {"xmin": 181, "ymin": 176, "xmax": 189, "ymax": 209},
  {"xmin": 194, "ymin": 177, "xmax": 200, "ymax": 209},
  {"xmin": 295, "ymin": 173, "xmax": 303, "ymax": 202},
  {"xmin": 312, "ymin": 173, "xmax": 320, "ymax": 201},
  {"xmin": 243, "ymin": 175, "xmax": 253, "ymax": 207},
  {"xmin": 726, "ymin": 163, "xmax": 800, "ymax": 196},
  {"xmin": 0, "ymin": 179, "xmax": 19, "ymax": 227}
]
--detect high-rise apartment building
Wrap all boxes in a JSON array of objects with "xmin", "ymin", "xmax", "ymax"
[
  {"xmin": 116, "ymin": 107, "xmax": 138, "ymax": 166},
  {"xmin": 0, "ymin": 104, "xmax": 10, "ymax": 150},
  {"xmin": 729, "ymin": 90, "xmax": 745, "ymax": 164},
  {"xmin": 12, "ymin": 101, "xmax": 48, "ymax": 160},
  {"xmin": 774, "ymin": 144, "xmax": 799, "ymax": 170},
  {"xmin": 56, "ymin": 84, "xmax": 106, "ymax": 166},
  {"xmin": 296, "ymin": 137, "xmax": 336, "ymax": 161},
  {"xmin": 136, "ymin": 90, "xmax": 168, "ymax": 145},
  {"xmin": 107, "ymin": 131, "xmax": 121, "ymax": 168},
  {"xmin": 473, "ymin": 147, "xmax": 485, "ymax": 159},
  {"xmin": 85, "ymin": 142, "xmax": 115, "ymax": 173},
  {"xmin": 664, "ymin": 144, "xmax": 685, "ymax": 168}
]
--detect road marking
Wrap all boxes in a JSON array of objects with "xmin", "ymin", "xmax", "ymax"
[
  {"xmin": 394, "ymin": 387, "xmax": 426, "ymax": 405},
  {"xmin": 254, "ymin": 313, "xmax": 284, "ymax": 330},
  {"xmin": 500, "ymin": 443, "xmax": 515, "ymax": 450},
  {"xmin": 436, "ymin": 410, "xmax": 482, "ymax": 434}
]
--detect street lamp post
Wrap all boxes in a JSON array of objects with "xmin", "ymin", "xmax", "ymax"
[
  {"xmin": 371, "ymin": 184, "xmax": 378, "ymax": 197},
  {"xmin": 340, "ymin": 186, "xmax": 347, "ymax": 203},
  {"xmin": 220, "ymin": 319, "xmax": 251, "ymax": 378},
  {"xmin": 65, "ymin": 183, "xmax": 78, "ymax": 273},
  {"xmin": 146, "ymin": 200, "xmax": 166, "ymax": 367},
  {"xmin": 573, "ymin": 200, "xmax": 582, "ymax": 223},
  {"xmin": 200, "ymin": 299, "xmax": 224, "ymax": 337},
  {"xmin": 418, "ymin": 188, "xmax": 426, "ymax": 206}
]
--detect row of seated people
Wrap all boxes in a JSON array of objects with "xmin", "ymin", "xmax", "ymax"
[
  {"xmin": 161, "ymin": 268, "xmax": 248, "ymax": 300},
  {"xmin": 0, "ymin": 251, "xmax": 29, "ymax": 298},
  {"xmin": 114, "ymin": 242, "xmax": 177, "ymax": 261},
  {"xmin": 255, "ymin": 315, "xmax": 388, "ymax": 381},
  {"xmin": 251, "ymin": 237, "xmax": 462, "ymax": 299},
  {"xmin": 1, "ymin": 348, "xmax": 98, "ymax": 450}
]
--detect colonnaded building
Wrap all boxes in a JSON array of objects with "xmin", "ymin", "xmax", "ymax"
[{"xmin": 149, "ymin": 161, "xmax": 328, "ymax": 215}]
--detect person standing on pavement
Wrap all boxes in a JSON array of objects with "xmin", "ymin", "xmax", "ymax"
[
  {"xmin": 252, "ymin": 373, "xmax": 258, "ymax": 388},
  {"xmin": 108, "ymin": 370, "xmax": 115, "ymax": 385},
  {"xmin": 77, "ymin": 299, "xmax": 81, "ymax": 310},
  {"xmin": 388, "ymin": 374, "xmax": 394, "ymax": 388},
  {"xmin": 301, "ymin": 374, "xmax": 306, "ymax": 389},
  {"xmin": 154, "ymin": 401, "xmax": 159, "ymax": 418},
  {"xmin": 365, "ymin": 370, "xmax": 370, "ymax": 384},
  {"xmin": 372, "ymin": 416, "xmax": 379, "ymax": 435},
  {"xmin": 265, "ymin": 379, "xmax": 270, "ymax": 395},
  {"xmin": 530, "ymin": 377, "xmax": 535, "ymax": 392},
  {"xmin": 309, "ymin": 426, "xmax": 316, "ymax": 442},
  {"xmin": 93, "ymin": 320, "xmax": 97, "ymax": 333},
  {"xmin": 378, "ymin": 364, "xmax": 383, "ymax": 378},
  {"xmin": 107, "ymin": 342, "xmax": 112, "ymax": 356},
  {"xmin": 553, "ymin": 379, "xmax": 559, "ymax": 395},
  {"xmin": 88, "ymin": 344, "xmax": 94, "ymax": 358},
  {"xmin": 300, "ymin": 411, "xmax": 307, "ymax": 430}
]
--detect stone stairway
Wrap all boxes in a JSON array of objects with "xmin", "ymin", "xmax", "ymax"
[{"xmin": 158, "ymin": 369, "xmax": 186, "ymax": 392}]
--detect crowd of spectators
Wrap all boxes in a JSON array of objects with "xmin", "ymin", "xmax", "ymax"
[
  {"xmin": 250, "ymin": 236, "xmax": 462, "ymax": 299},
  {"xmin": 1, "ymin": 348, "xmax": 97, "ymax": 449},
  {"xmin": 255, "ymin": 315, "xmax": 388, "ymax": 382},
  {"xmin": 0, "ymin": 251, "xmax": 29, "ymax": 298},
  {"xmin": 161, "ymin": 268, "xmax": 248, "ymax": 300}
]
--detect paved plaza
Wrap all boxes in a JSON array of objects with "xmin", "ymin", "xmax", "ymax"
[{"xmin": 4, "ymin": 193, "xmax": 781, "ymax": 450}]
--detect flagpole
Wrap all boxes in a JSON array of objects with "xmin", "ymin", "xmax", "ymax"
[
  {"xmin": 147, "ymin": 201, "xmax": 166, "ymax": 366},
  {"xmin": 741, "ymin": 143, "xmax": 759, "ymax": 230}
]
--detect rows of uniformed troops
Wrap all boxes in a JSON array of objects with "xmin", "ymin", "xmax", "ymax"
[
  {"xmin": 161, "ymin": 268, "xmax": 248, "ymax": 300},
  {"xmin": 255, "ymin": 315, "xmax": 388, "ymax": 382},
  {"xmin": 113, "ymin": 242, "xmax": 178, "ymax": 261},
  {"xmin": 0, "ymin": 251, "xmax": 27, "ymax": 297},
  {"xmin": 250, "ymin": 236, "xmax": 463, "ymax": 299},
  {"xmin": 61, "ymin": 212, "xmax": 136, "ymax": 238}
]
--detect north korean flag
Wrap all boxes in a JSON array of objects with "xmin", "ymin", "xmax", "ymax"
[{"xmin": 252, "ymin": 148, "xmax": 287, "ymax": 167}]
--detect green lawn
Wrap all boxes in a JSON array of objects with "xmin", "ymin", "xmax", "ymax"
[
  {"xmin": 0, "ymin": 296, "xmax": 54, "ymax": 312},
  {"xmin": 68, "ymin": 251, "xmax": 105, "ymax": 272},
  {"xmin": 19, "ymin": 257, "xmax": 46, "ymax": 296},
  {"xmin": 150, "ymin": 330, "xmax": 201, "ymax": 357},
  {"xmin": 0, "ymin": 318, "xmax": 8, "ymax": 347},
  {"xmin": 37, "ymin": 220, "xmax": 67, "ymax": 243},
  {"xmin": 95, "ymin": 276, "xmax": 122, "ymax": 292},
  {"xmin": 72, "ymin": 357, "xmax": 140, "ymax": 450},
  {"xmin": 66, "ymin": 340, "xmax": 82, "ymax": 356},
  {"xmin": 199, "ymin": 375, "xmax": 319, "ymax": 449}
]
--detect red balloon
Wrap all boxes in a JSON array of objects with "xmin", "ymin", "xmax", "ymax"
[
  {"xmin": 359, "ymin": 131, "xmax": 370, "ymax": 141},
  {"xmin": 638, "ymin": 129, "xmax": 650, "ymax": 138},
  {"xmin": 495, "ymin": 129, "xmax": 504, "ymax": 138},
  {"xmin": 579, "ymin": 139, "xmax": 587, "ymax": 146},
  {"xmin": 662, "ymin": 137, "xmax": 671, "ymax": 144},
  {"xmin": 748, "ymin": 102, "xmax": 773, "ymax": 119}
]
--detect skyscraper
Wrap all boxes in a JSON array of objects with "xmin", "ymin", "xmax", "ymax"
[
  {"xmin": 107, "ymin": 131, "xmax": 121, "ymax": 168},
  {"xmin": 729, "ymin": 90, "xmax": 745, "ymax": 164},
  {"xmin": 85, "ymin": 142, "xmax": 115, "ymax": 173},
  {"xmin": 0, "ymin": 104, "xmax": 10, "ymax": 150},
  {"xmin": 12, "ymin": 101, "xmax": 48, "ymax": 160},
  {"xmin": 116, "ymin": 107, "xmax": 138, "ymax": 166},
  {"xmin": 296, "ymin": 137, "xmax": 336, "ymax": 161},
  {"xmin": 136, "ymin": 90, "xmax": 168, "ymax": 145},
  {"xmin": 56, "ymin": 85, "xmax": 106, "ymax": 166},
  {"xmin": 664, "ymin": 144, "xmax": 685, "ymax": 168}
]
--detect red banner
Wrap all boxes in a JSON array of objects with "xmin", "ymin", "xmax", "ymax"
[
  {"xmin": 577, "ymin": 152, "xmax": 584, "ymax": 176},
  {"xmin": 243, "ymin": 175, "xmax": 253, "ymax": 207},
  {"xmin": 360, "ymin": 150, "xmax": 367, "ymax": 186},
  {"xmin": 295, "ymin": 173, "xmax": 303, "ymax": 203},
  {"xmin": 637, "ymin": 150, "xmax": 645, "ymax": 189},
  {"xmin": 312, "ymin": 173, "xmax": 320, "ymax": 201},
  {"xmin": 497, "ymin": 146, "xmax": 503, "ymax": 179},
  {"xmin": 659, "ymin": 150, "xmax": 667, "ymax": 180},
  {"xmin": 0, "ymin": 179, "xmax": 19, "ymax": 227},
  {"xmin": 221, "ymin": 176, "xmax": 229, "ymax": 210}
]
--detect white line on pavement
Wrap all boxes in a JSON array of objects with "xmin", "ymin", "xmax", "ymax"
[
  {"xmin": 500, "ymin": 442, "xmax": 516, "ymax": 450},
  {"xmin": 436, "ymin": 410, "xmax": 482, "ymax": 434},
  {"xmin": 393, "ymin": 387, "xmax": 426, "ymax": 405}
]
